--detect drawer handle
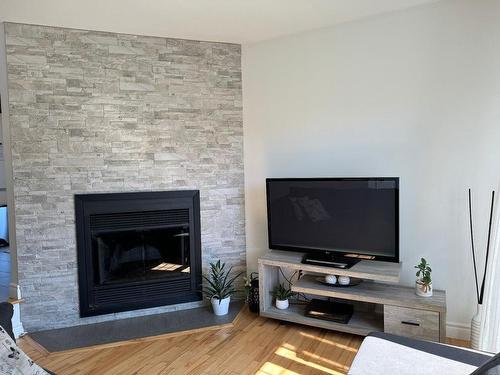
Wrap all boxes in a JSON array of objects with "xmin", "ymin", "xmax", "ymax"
[{"xmin": 401, "ymin": 321, "xmax": 420, "ymax": 327}]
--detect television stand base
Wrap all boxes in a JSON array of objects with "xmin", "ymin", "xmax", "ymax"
[
  {"xmin": 259, "ymin": 250, "xmax": 446, "ymax": 343},
  {"xmin": 302, "ymin": 253, "xmax": 360, "ymax": 269}
]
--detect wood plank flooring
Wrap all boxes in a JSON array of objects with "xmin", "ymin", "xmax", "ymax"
[
  {"xmin": 19, "ymin": 306, "xmax": 470, "ymax": 375},
  {"xmin": 20, "ymin": 307, "xmax": 364, "ymax": 375}
]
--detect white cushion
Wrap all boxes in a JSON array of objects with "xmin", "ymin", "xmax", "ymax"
[
  {"xmin": 348, "ymin": 336, "xmax": 477, "ymax": 375},
  {"xmin": 0, "ymin": 326, "xmax": 50, "ymax": 375}
]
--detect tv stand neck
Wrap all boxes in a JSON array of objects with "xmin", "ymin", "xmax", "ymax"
[{"xmin": 302, "ymin": 253, "xmax": 360, "ymax": 269}]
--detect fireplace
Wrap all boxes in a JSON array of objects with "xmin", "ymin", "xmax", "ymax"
[{"xmin": 75, "ymin": 191, "xmax": 202, "ymax": 317}]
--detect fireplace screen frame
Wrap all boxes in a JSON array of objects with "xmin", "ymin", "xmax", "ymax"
[{"xmin": 75, "ymin": 191, "xmax": 202, "ymax": 317}]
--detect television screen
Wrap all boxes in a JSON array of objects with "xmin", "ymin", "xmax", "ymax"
[{"xmin": 266, "ymin": 178, "xmax": 399, "ymax": 262}]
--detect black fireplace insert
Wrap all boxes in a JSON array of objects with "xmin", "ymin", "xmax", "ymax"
[{"xmin": 75, "ymin": 191, "xmax": 202, "ymax": 317}]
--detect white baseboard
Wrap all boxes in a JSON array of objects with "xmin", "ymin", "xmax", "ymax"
[
  {"xmin": 9, "ymin": 282, "xmax": 21, "ymax": 300},
  {"xmin": 447, "ymin": 321, "xmax": 471, "ymax": 341},
  {"xmin": 12, "ymin": 302, "xmax": 25, "ymax": 339},
  {"xmin": 8, "ymin": 283, "xmax": 25, "ymax": 338}
]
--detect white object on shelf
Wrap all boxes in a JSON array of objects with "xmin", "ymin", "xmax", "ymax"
[
  {"xmin": 275, "ymin": 299, "xmax": 289, "ymax": 310},
  {"xmin": 338, "ymin": 276, "xmax": 351, "ymax": 285},
  {"xmin": 325, "ymin": 275, "xmax": 337, "ymax": 284},
  {"xmin": 415, "ymin": 280, "xmax": 432, "ymax": 297}
]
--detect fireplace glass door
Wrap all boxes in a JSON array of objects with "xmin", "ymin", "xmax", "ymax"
[{"xmin": 92, "ymin": 225, "xmax": 190, "ymax": 286}]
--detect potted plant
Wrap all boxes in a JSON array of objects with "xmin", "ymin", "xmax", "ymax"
[
  {"xmin": 203, "ymin": 260, "xmax": 242, "ymax": 316},
  {"xmin": 273, "ymin": 283, "xmax": 294, "ymax": 310},
  {"xmin": 244, "ymin": 272, "xmax": 259, "ymax": 313},
  {"xmin": 415, "ymin": 258, "xmax": 432, "ymax": 297}
]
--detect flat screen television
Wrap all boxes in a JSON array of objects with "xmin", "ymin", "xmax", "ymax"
[{"xmin": 266, "ymin": 177, "xmax": 399, "ymax": 267}]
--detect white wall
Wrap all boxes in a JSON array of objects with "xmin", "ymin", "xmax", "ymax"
[
  {"xmin": 0, "ymin": 31, "xmax": 6, "ymax": 204},
  {"xmin": 0, "ymin": 23, "xmax": 19, "ymax": 292},
  {"xmin": 242, "ymin": 0, "xmax": 500, "ymax": 336},
  {"xmin": 0, "ymin": 133, "xmax": 6, "ymax": 206}
]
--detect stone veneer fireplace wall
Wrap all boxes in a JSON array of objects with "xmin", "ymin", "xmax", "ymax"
[{"xmin": 1, "ymin": 23, "xmax": 245, "ymax": 331}]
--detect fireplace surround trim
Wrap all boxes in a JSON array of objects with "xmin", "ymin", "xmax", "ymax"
[{"xmin": 75, "ymin": 190, "xmax": 203, "ymax": 317}]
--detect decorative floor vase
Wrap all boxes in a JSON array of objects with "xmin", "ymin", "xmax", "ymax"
[
  {"xmin": 248, "ymin": 279, "xmax": 260, "ymax": 313},
  {"xmin": 471, "ymin": 304, "xmax": 483, "ymax": 350}
]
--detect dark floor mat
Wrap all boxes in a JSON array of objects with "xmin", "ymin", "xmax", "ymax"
[{"xmin": 29, "ymin": 301, "xmax": 243, "ymax": 352}]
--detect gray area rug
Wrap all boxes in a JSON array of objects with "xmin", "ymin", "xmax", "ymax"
[{"xmin": 30, "ymin": 301, "xmax": 243, "ymax": 352}]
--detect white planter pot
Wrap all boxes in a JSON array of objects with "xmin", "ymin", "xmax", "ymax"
[
  {"xmin": 211, "ymin": 296, "xmax": 230, "ymax": 316},
  {"xmin": 471, "ymin": 304, "xmax": 483, "ymax": 350},
  {"xmin": 415, "ymin": 280, "xmax": 433, "ymax": 297},
  {"xmin": 276, "ymin": 299, "xmax": 289, "ymax": 310}
]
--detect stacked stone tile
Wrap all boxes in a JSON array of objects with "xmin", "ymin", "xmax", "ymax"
[{"xmin": 3, "ymin": 23, "xmax": 245, "ymax": 331}]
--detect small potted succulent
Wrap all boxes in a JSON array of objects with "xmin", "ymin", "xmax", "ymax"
[
  {"xmin": 415, "ymin": 258, "xmax": 432, "ymax": 297},
  {"xmin": 203, "ymin": 260, "xmax": 242, "ymax": 316},
  {"xmin": 273, "ymin": 283, "xmax": 294, "ymax": 310}
]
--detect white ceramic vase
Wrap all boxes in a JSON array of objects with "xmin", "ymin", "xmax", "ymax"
[
  {"xmin": 211, "ymin": 296, "xmax": 230, "ymax": 316},
  {"xmin": 471, "ymin": 304, "xmax": 483, "ymax": 350},
  {"xmin": 276, "ymin": 299, "xmax": 289, "ymax": 310},
  {"xmin": 415, "ymin": 280, "xmax": 433, "ymax": 297}
]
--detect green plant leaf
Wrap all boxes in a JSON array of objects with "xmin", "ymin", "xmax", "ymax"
[
  {"xmin": 273, "ymin": 283, "xmax": 294, "ymax": 300},
  {"xmin": 202, "ymin": 260, "xmax": 241, "ymax": 300}
]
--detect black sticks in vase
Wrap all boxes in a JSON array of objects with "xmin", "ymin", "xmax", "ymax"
[{"xmin": 468, "ymin": 188, "xmax": 496, "ymax": 305}]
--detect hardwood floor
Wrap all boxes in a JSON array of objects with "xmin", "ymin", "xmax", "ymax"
[
  {"xmin": 446, "ymin": 337, "xmax": 471, "ymax": 348},
  {"xmin": 20, "ymin": 306, "xmax": 364, "ymax": 375},
  {"xmin": 19, "ymin": 306, "xmax": 471, "ymax": 375}
]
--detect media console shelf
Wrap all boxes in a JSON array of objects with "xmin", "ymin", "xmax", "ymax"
[{"xmin": 258, "ymin": 250, "xmax": 447, "ymax": 342}]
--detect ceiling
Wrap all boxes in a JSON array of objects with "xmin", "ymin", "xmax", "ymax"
[{"xmin": 0, "ymin": 0, "xmax": 441, "ymax": 44}]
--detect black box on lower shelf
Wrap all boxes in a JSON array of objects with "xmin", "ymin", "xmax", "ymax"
[{"xmin": 304, "ymin": 299, "xmax": 354, "ymax": 324}]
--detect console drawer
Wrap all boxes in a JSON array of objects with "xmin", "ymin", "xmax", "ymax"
[{"xmin": 384, "ymin": 305, "xmax": 440, "ymax": 342}]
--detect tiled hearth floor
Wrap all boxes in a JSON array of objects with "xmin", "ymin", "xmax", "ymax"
[{"xmin": 0, "ymin": 248, "xmax": 10, "ymax": 301}]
